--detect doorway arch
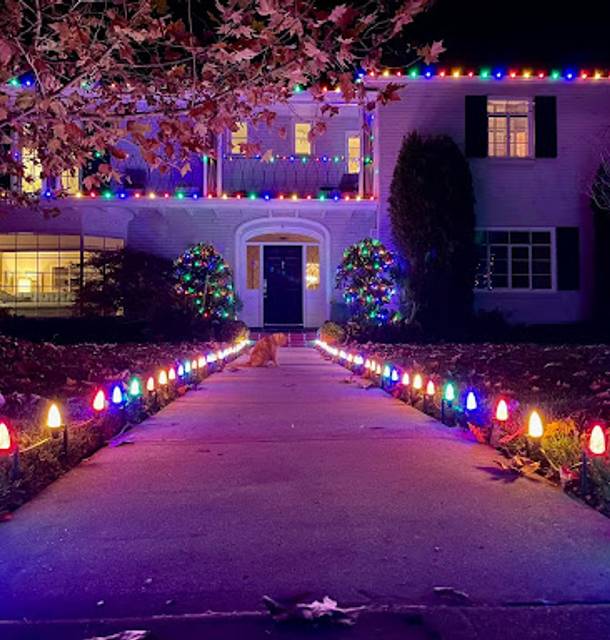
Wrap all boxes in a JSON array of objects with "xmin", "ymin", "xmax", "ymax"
[{"xmin": 235, "ymin": 217, "xmax": 331, "ymax": 327}]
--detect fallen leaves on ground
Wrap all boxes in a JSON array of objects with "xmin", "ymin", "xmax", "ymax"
[{"xmin": 263, "ymin": 595, "xmax": 364, "ymax": 625}]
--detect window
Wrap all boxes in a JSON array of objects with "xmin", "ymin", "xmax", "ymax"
[
  {"xmin": 306, "ymin": 245, "xmax": 320, "ymax": 290},
  {"xmin": 475, "ymin": 229, "xmax": 553, "ymax": 291},
  {"xmin": 231, "ymin": 122, "xmax": 248, "ymax": 154},
  {"xmin": 294, "ymin": 123, "xmax": 311, "ymax": 155},
  {"xmin": 347, "ymin": 134, "xmax": 361, "ymax": 174},
  {"xmin": 246, "ymin": 245, "xmax": 260, "ymax": 289},
  {"xmin": 487, "ymin": 99, "xmax": 532, "ymax": 158},
  {"xmin": 59, "ymin": 168, "xmax": 80, "ymax": 195},
  {"xmin": 0, "ymin": 233, "xmax": 124, "ymax": 313},
  {"xmin": 21, "ymin": 148, "xmax": 42, "ymax": 193}
]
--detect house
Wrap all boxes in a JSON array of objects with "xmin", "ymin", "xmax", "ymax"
[{"xmin": 1, "ymin": 67, "xmax": 609, "ymax": 326}]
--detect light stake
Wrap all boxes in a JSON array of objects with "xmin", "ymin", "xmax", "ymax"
[
  {"xmin": 0, "ymin": 419, "xmax": 19, "ymax": 479},
  {"xmin": 442, "ymin": 383, "xmax": 456, "ymax": 424},
  {"xmin": 47, "ymin": 402, "xmax": 68, "ymax": 457}
]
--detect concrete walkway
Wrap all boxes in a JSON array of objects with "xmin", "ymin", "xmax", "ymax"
[{"xmin": 1, "ymin": 348, "xmax": 610, "ymax": 638}]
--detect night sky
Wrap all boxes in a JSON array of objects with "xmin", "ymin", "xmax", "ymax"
[{"xmin": 403, "ymin": 0, "xmax": 610, "ymax": 68}]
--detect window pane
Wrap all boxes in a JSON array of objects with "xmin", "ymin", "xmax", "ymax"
[
  {"xmin": 347, "ymin": 135, "xmax": 361, "ymax": 174},
  {"xmin": 488, "ymin": 116, "xmax": 507, "ymax": 157},
  {"xmin": 60, "ymin": 169, "xmax": 80, "ymax": 195},
  {"xmin": 306, "ymin": 245, "xmax": 320, "ymax": 290},
  {"xmin": 511, "ymin": 275, "xmax": 530, "ymax": 288},
  {"xmin": 16, "ymin": 233, "xmax": 38, "ymax": 249},
  {"xmin": 490, "ymin": 245, "xmax": 508, "ymax": 260},
  {"xmin": 510, "ymin": 231, "xmax": 530, "ymax": 244},
  {"xmin": 22, "ymin": 148, "xmax": 42, "ymax": 194},
  {"xmin": 0, "ymin": 234, "xmax": 16, "ymax": 250},
  {"xmin": 491, "ymin": 274, "xmax": 508, "ymax": 288},
  {"xmin": 532, "ymin": 275, "xmax": 552, "ymax": 289},
  {"xmin": 246, "ymin": 245, "xmax": 260, "ymax": 289},
  {"xmin": 510, "ymin": 116, "xmax": 529, "ymax": 158},
  {"xmin": 488, "ymin": 231, "xmax": 509, "ymax": 244},
  {"xmin": 60, "ymin": 235, "xmax": 81, "ymax": 249},
  {"xmin": 532, "ymin": 246, "xmax": 550, "ymax": 260},
  {"xmin": 532, "ymin": 260, "xmax": 551, "ymax": 275},
  {"xmin": 231, "ymin": 123, "xmax": 248, "ymax": 154},
  {"xmin": 532, "ymin": 231, "xmax": 551, "ymax": 244},
  {"xmin": 295, "ymin": 123, "xmax": 312, "ymax": 155}
]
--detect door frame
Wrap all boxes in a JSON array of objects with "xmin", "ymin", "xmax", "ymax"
[{"xmin": 235, "ymin": 217, "xmax": 330, "ymax": 327}]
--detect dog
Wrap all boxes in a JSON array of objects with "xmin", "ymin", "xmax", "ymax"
[{"xmin": 247, "ymin": 333, "xmax": 287, "ymax": 367}]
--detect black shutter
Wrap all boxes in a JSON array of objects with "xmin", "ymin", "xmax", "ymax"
[
  {"xmin": 465, "ymin": 96, "xmax": 488, "ymax": 158},
  {"xmin": 535, "ymin": 96, "xmax": 557, "ymax": 158},
  {"xmin": 556, "ymin": 227, "xmax": 580, "ymax": 290}
]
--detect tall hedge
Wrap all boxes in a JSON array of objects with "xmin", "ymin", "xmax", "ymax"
[{"xmin": 388, "ymin": 131, "xmax": 476, "ymax": 336}]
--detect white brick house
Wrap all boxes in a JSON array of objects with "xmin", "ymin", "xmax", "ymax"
[{"xmin": 1, "ymin": 70, "xmax": 608, "ymax": 326}]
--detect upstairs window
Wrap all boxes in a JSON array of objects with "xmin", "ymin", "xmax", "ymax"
[
  {"xmin": 231, "ymin": 122, "xmax": 248, "ymax": 154},
  {"xmin": 59, "ymin": 168, "xmax": 80, "ymax": 195},
  {"xmin": 347, "ymin": 134, "xmax": 361, "ymax": 174},
  {"xmin": 475, "ymin": 229, "xmax": 553, "ymax": 291},
  {"xmin": 294, "ymin": 123, "xmax": 311, "ymax": 155},
  {"xmin": 21, "ymin": 148, "xmax": 42, "ymax": 193},
  {"xmin": 487, "ymin": 99, "xmax": 532, "ymax": 158}
]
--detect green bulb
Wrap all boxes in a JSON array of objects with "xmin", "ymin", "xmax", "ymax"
[
  {"xmin": 129, "ymin": 378, "xmax": 141, "ymax": 397},
  {"xmin": 480, "ymin": 68, "xmax": 490, "ymax": 79},
  {"xmin": 409, "ymin": 68, "xmax": 419, "ymax": 78},
  {"xmin": 551, "ymin": 70, "xmax": 561, "ymax": 80},
  {"xmin": 444, "ymin": 383, "xmax": 456, "ymax": 402}
]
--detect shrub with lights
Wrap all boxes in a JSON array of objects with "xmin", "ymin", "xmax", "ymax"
[
  {"xmin": 336, "ymin": 238, "xmax": 399, "ymax": 325},
  {"xmin": 174, "ymin": 243, "xmax": 236, "ymax": 321}
]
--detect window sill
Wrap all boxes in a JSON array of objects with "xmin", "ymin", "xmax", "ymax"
[{"xmin": 475, "ymin": 288, "xmax": 557, "ymax": 294}]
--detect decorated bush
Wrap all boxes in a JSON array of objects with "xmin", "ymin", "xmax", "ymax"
[
  {"xmin": 335, "ymin": 238, "xmax": 399, "ymax": 326},
  {"xmin": 174, "ymin": 243, "xmax": 237, "ymax": 321}
]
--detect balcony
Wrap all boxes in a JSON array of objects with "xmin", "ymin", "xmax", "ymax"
[{"xmin": 217, "ymin": 154, "xmax": 373, "ymax": 199}]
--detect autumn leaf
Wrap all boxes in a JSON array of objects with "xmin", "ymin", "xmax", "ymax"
[{"xmin": 417, "ymin": 41, "xmax": 446, "ymax": 65}]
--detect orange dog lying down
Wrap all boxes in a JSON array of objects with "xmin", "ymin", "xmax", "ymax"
[{"xmin": 247, "ymin": 333, "xmax": 288, "ymax": 367}]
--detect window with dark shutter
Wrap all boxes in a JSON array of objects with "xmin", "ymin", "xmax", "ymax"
[
  {"xmin": 556, "ymin": 226, "xmax": 580, "ymax": 290},
  {"xmin": 465, "ymin": 95, "xmax": 488, "ymax": 158},
  {"xmin": 535, "ymin": 96, "xmax": 558, "ymax": 158}
]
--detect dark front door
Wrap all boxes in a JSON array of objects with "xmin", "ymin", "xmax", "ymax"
[{"xmin": 264, "ymin": 245, "xmax": 303, "ymax": 325}]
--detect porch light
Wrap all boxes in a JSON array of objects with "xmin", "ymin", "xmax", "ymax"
[
  {"xmin": 527, "ymin": 410, "xmax": 544, "ymax": 439},
  {"xmin": 465, "ymin": 391, "xmax": 477, "ymax": 411},
  {"xmin": 586, "ymin": 424, "xmax": 607, "ymax": 457},
  {"xmin": 158, "ymin": 370, "xmax": 168, "ymax": 386},
  {"xmin": 111, "ymin": 385, "xmax": 124, "ymax": 404},
  {"xmin": 92, "ymin": 389, "xmax": 106, "ymax": 412},
  {"xmin": 146, "ymin": 376, "xmax": 155, "ymax": 392},
  {"xmin": 412, "ymin": 374, "xmax": 423, "ymax": 390},
  {"xmin": 495, "ymin": 399, "xmax": 509, "ymax": 422}
]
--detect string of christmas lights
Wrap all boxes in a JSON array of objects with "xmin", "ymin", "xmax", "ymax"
[
  {"xmin": 34, "ymin": 190, "xmax": 377, "ymax": 202},
  {"xmin": 314, "ymin": 340, "xmax": 609, "ymax": 461},
  {"xmin": 174, "ymin": 243, "xmax": 236, "ymax": 320},
  {"xmin": 335, "ymin": 238, "xmax": 400, "ymax": 325},
  {"xmin": 0, "ymin": 339, "xmax": 250, "ymax": 465}
]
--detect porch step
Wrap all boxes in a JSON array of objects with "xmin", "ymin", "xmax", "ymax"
[{"xmin": 249, "ymin": 330, "xmax": 317, "ymax": 347}]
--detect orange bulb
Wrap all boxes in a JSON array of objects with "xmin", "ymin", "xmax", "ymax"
[
  {"xmin": 425, "ymin": 380, "xmax": 435, "ymax": 396},
  {"xmin": 527, "ymin": 410, "xmax": 544, "ymax": 439},
  {"xmin": 412, "ymin": 374, "xmax": 423, "ymax": 390}
]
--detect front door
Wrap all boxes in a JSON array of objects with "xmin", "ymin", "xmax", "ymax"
[{"xmin": 263, "ymin": 245, "xmax": 303, "ymax": 325}]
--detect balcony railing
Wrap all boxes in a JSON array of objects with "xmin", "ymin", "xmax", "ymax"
[{"xmin": 217, "ymin": 154, "xmax": 374, "ymax": 199}]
